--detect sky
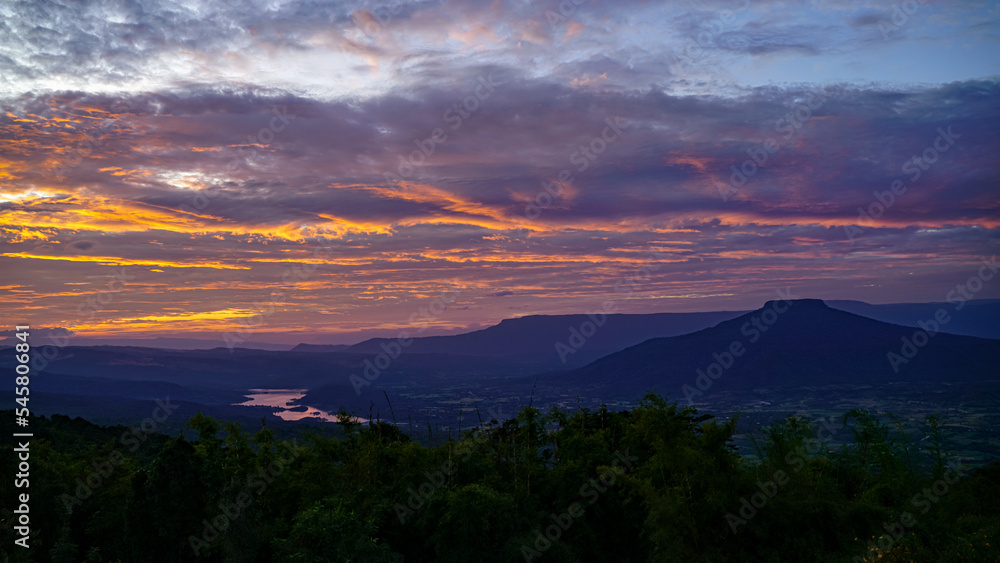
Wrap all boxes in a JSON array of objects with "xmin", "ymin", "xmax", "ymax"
[{"xmin": 0, "ymin": 0, "xmax": 998, "ymax": 344}]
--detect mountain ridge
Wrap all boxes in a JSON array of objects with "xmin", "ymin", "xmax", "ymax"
[{"xmin": 544, "ymin": 298, "xmax": 1000, "ymax": 401}]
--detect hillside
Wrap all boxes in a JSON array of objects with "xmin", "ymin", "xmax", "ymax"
[{"xmin": 548, "ymin": 299, "xmax": 1000, "ymax": 400}]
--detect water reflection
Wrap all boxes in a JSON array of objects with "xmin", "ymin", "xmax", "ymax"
[{"xmin": 236, "ymin": 388, "xmax": 367, "ymax": 423}]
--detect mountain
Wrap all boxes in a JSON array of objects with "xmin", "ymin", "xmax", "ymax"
[
  {"xmin": 342, "ymin": 310, "xmax": 747, "ymax": 368},
  {"xmin": 290, "ymin": 343, "xmax": 351, "ymax": 353},
  {"xmin": 545, "ymin": 299, "xmax": 1000, "ymax": 401},
  {"xmin": 0, "ymin": 344, "xmax": 536, "ymax": 426},
  {"xmin": 827, "ymin": 299, "xmax": 1000, "ymax": 340},
  {"xmin": 0, "ymin": 335, "xmax": 294, "ymax": 351}
]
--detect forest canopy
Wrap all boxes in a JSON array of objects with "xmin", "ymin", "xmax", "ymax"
[{"xmin": 2, "ymin": 393, "xmax": 998, "ymax": 562}]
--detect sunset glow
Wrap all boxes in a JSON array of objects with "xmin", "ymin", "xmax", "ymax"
[{"xmin": 1, "ymin": 0, "xmax": 998, "ymax": 343}]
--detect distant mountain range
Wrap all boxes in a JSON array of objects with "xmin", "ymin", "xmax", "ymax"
[
  {"xmin": 298, "ymin": 300, "xmax": 1000, "ymax": 370},
  {"xmin": 0, "ymin": 335, "xmax": 296, "ymax": 351},
  {"xmin": 6, "ymin": 300, "xmax": 996, "ymax": 356},
  {"xmin": 326, "ymin": 310, "xmax": 747, "ymax": 368},
  {"xmin": 544, "ymin": 299, "xmax": 1000, "ymax": 402},
  {"xmin": 2, "ymin": 299, "xmax": 997, "ymax": 432},
  {"xmin": 826, "ymin": 299, "xmax": 1000, "ymax": 340},
  {"xmin": 289, "ymin": 343, "xmax": 350, "ymax": 353}
]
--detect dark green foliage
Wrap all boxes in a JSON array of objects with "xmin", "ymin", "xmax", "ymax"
[
  {"xmin": 1, "ymin": 395, "xmax": 998, "ymax": 562},
  {"xmin": 273, "ymin": 501, "xmax": 401, "ymax": 562}
]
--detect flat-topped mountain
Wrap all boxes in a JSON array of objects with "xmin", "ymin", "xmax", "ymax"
[{"xmin": 546, "ymin": 299, "xmax": 1000, "ymax": 400}]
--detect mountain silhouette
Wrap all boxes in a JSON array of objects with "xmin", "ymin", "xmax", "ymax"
[
  {"xmin": 340, "ymin": 311, "xmax": 746, "ymax": 368},
  {"xmin": 826, "ymin": 299, "xmax": 1000, "ymax": 340},
  {"xmin": 547, "ymin": 299, "xmax": 1000, "ymax": 400}
]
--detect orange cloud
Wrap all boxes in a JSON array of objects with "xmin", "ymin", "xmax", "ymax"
[
  {"xmin": 73, "ymin": 308, "xmax": 262, "ymax": 334},
  {"xmin": 564, "ymin": 22, "xmax": 585, "ymax": 42},
  {"xmin": 5, "ymin": 252, "xmax": 250, "ymax": 270},
  {"xmin": 451, "ymin": 24, "xmax": 502, "ymax": 46}
]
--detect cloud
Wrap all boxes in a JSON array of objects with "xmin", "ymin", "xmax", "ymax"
[
  {"xmin": 3, "ymin": 79, "xmax": 997, "ymax": 250},
  {"xmin": 0, "ymin": 327, "xmax": 73, "ymax": 337},
  {"xmin": 67, "ymin": 240, "xmax": 97, "ymax": 252},
  {"xmin": 0, "ymin": 0, "xmax": 997, "ymax": 336}
]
